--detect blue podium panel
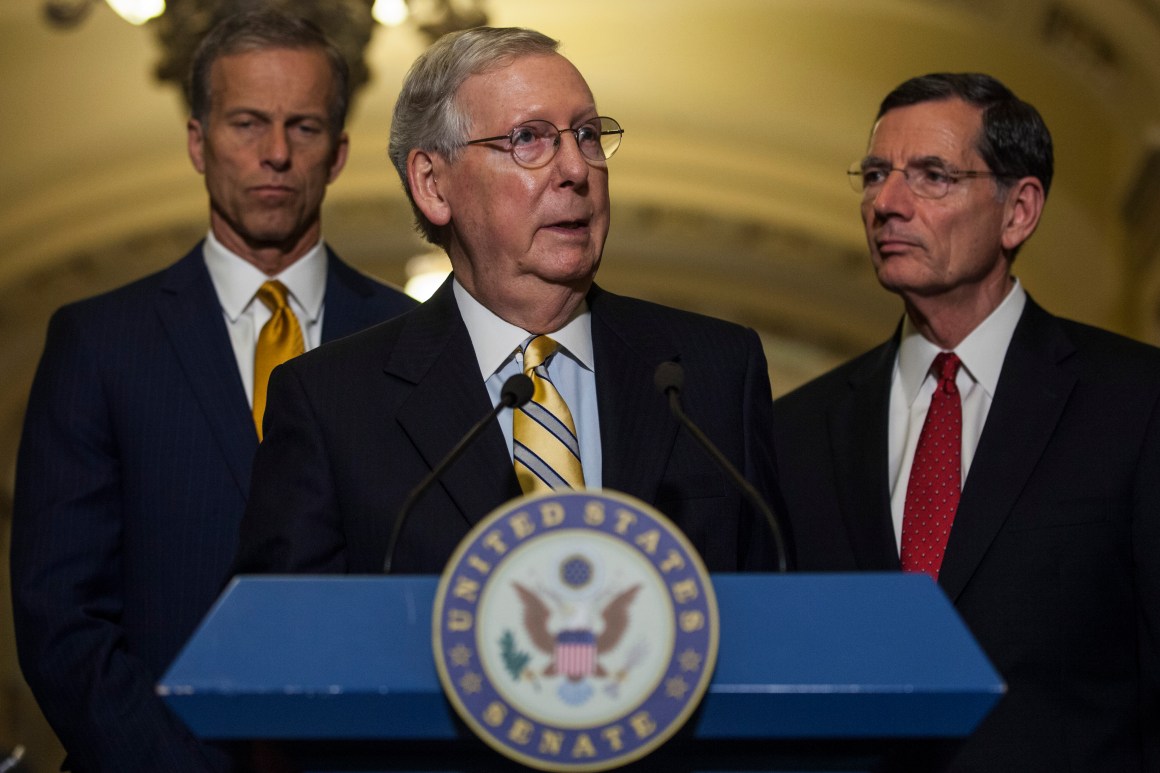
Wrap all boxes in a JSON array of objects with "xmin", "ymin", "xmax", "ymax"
[
  {"xmin": 161, "ymin": 576, "xmax": 454, "ymax": 740},
  {"xmin": 159, "ymin": 574, "xmax": 1002, "ymax": 742},
  {"xmin": 705, "ymin": 574, "xmax": 1002, "ymax": 739}
]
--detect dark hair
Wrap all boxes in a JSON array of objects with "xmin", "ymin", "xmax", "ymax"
[
  {"xmin": 877, "ymin": 73, "xmax": 1053, "ymax": 198},
  {"xmin": 187, "ymin": 10, "xmax": 350, "ymax": 137}
]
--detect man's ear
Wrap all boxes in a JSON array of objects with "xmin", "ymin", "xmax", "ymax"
[
  {"xmin": 327, "ymin": 131, "xmax": 350, "ymax": 184},
  {"xmin": 187, "ymin": 118, "xmax": 206, "ymax": 174},
  {"xmin": 1001, "ymin": 176, "xmax": 1046, "ymax": 253},
  {"xmin": 407, "ymin": 148, "xmax": 452, "ymax": 227}
]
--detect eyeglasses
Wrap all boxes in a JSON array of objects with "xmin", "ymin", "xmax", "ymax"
[
  {"xmin": 464, "ymin": 116, "xmax": 624, "ymax": 169},
  {"xmin": 848, "ymin": 161, "xmax": 1004, "ymax": 199}
]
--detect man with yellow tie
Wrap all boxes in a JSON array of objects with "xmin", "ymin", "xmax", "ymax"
[
  {"xmin": 234, "ymin": 27, "xmax": 781, "ymax": 576},
  {"xmin": 10, "ymin": 11, "xmax": 414, "ymax": 773}
]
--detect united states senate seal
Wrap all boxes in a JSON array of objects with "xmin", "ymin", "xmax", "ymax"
[{"xmin": 432, "ymin": 490, "xmax": 719, "ymax": 772}]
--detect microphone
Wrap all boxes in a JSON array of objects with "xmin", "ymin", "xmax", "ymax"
[
  {"xmin": 654, "ymin": 361, "xmax": 789, "ymax": 573},
  {"xmin": 383, "ymin": 373, "xmax": 534, "ymax": 574}
]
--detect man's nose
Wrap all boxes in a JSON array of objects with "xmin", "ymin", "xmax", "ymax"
[
  {"xmin": 552, "ymin": 130, "xmax": 590, "ymax": 184},
  {"xmin": 872, "ymin": 168, "xmax": 914, "ymax": 217},
  {"xmin": 262, "ymin": 128, "xmax": 291, "ymax": 170}
]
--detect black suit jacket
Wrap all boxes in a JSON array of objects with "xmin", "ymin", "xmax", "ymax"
[
  {"xmin": 772, "ymin": 297, "xmax": 1160, "ymax": 772},
  {"xmin": 9, "ymin": 244, "xmax": 416, "ymax": 773},
  {"xmin": 235, "ymin": 279, "xmax": 780, "ymax": 575}
]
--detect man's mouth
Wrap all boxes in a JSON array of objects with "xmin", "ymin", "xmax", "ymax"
[
  {"xmin": 875, "ymin": 231, "xmax": 920, "ymax": 253},
  {"xmin": 252, "ymin": 185, "xmax": 295, "ymax": 197},
  {"xmin": 550, "ymin": 219, "xmax": 587, "ymax": 229}
]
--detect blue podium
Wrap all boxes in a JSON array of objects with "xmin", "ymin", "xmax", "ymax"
[{"xmin": 160, "ymin": 574, "xmax": 1002, "ymax": 772}]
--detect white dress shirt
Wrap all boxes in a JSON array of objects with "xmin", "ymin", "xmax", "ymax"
[
  {"xmin": 202, "ymin": 230, "xmax": 327, "ymax": 407},
  {"xmin": 888, "ymin": 279, "xmax": 1027, "ymax": 551},
  {"xmin": 453, "ymin": 279, "xmax": 603, "ymax": 488}
]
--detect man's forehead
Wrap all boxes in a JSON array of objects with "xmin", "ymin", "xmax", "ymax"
[
  {"xmin": 210, "ymin": 47, "xmax": 333, "ymax": 105},
  {"xmin": 457, "ymin": 53, "xmax": 595, "ymax": 122},
  {"xmin": 867, "ymin": 98, "xmax": 983, "ymax": 162},
  {"xmin": 211, "ymin": 46, "xmax": 329, "ymax": 81}
]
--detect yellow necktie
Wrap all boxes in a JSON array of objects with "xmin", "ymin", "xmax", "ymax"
[
  {"xmin": 252, "ymin": 280, "xmax": 304, "ymax": 441},
  {"xmin": 513, "ymin": 335, "xmax": 586, "ymax": 493}
]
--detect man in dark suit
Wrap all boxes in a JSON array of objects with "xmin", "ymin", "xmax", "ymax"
[
  {"xmin": 773, "ymin": 73, "xmax": 1160, "ymax": 772},
  {"xmin": 234, "ymin": 27, "xmax": 779, "ymax": 577},
  {"xmin": 9, "ymin": 12, "xmax": 415, "ymax": 773}
]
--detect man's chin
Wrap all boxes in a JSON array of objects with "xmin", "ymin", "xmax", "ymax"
[
  {"xmin": 536, "ymin": 251, "xmax": 601, "ymax": 285},
  {"xmin": 873, "ymin": 257, "xmax": 929, "ymax": 295},
  {"xmin": 238, "ymin": 224, "xmax": 310, "ymax": 254}
]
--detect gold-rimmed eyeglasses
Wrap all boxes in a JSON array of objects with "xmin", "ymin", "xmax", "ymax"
[
  {"xmin": 848, "ymin": 161, "xmax": 1005, "ymax": 199},
  {"xmin": 465, "ymin": 116, "xmax": 623, "ymax": 169}
]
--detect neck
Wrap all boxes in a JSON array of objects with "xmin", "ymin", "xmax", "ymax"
[
  {"xmin": 209, "ymin": 216, "xmax": 320, "ymax": 276},
  {"xmin": 903, "ymin": 274, "xmax": 1014, "ymax": 350},
  {"xmin": 502, "ymin": 285, "xmax": 589, "ymax": 334},
  {"xmin": 459, "ymin": 275, "xmax": 591, "ymax": 335}
]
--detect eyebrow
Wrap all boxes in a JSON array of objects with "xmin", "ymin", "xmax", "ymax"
[
  {"xmin": 861, "ymin": 154, "xmax": 953, "ymax": 169},
  {"xmin": 505, "ymin": 104, "xmax": 600, "ymax": 126},
  {"xmin": 223, "ymin": 107, "xmax": 328, "ymax": 123}
]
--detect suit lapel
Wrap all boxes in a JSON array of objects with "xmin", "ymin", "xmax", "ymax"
[
  {"xmin": 938, "ymin": 299, "xmax": 1076, "ymax": 600},
  {"xmin": 155, "ymin": 246, "xmax": 256, "ymax": 498},
  {"xmin": 829, "ymin": 339, "xmax": 901, "ymax": 570},
  {"xmin": 588, "ymin": 287, "xmax": 681, "ymax": 501},
  {"xmin": 388, "ymin": 280, "xmax": 520, "ymax": 525},
  {"xmin": 319, "ymin": 248, "xmax": 391, "ymax": 342}
]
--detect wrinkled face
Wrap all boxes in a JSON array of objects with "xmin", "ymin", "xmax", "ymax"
[
  {"xmin": 436, "ymin": 53, "xmax": 610, "ymax": 310},
  {"xmin": 861, "ymin": 98, "xmax": 1012, "ymax": 301},
  {"xmin": 187, "ymin": 47, "xmax": 347, "ymax": 264}
]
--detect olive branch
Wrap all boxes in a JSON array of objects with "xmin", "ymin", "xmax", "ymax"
[{"xmin": 499, "ymin": 630, "xmax": 531, "ymax": 681}]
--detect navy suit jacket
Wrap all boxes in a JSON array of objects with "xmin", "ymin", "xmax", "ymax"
[
  {"xmin": 772, "ymin": 297, "xmax": 1160, "ymax": 772},
  {"xmin": 10, "ymin": 243, "xmax": 416, "ymax": 773},
  {"xmin": 235, "ymin": 278, "xmax": 780, "ymax": 576}
]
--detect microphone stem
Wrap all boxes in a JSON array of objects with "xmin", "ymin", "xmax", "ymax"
[
  {"xmin": 383, "ymin": 396, "xmax": 511, "ymax": 575},
  {"xmin": 667, "ymin": 390, "xmax": 788, "ymax": 573}
]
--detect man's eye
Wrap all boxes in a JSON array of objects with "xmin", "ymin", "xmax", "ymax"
[
  {"xmin": 862, "ymin": 169, "xmax": 888, "ymax": 185},
  {"xmin": 921, "ymin": 167, "xmax": 953, "ymax": 184},
  {"xmin": 511, "ymin": 127, "xmax": 540, "ymax": 146},
  {"xmin": 574, "ymin": 124, "xmax": 599, "ymax": 144}
]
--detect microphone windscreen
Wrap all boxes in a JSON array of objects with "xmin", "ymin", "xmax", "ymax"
[
  {"xmin": 501, "ymin": 373, "xmax": 534, "ymax": 408},
  {"xmin": 653, "ymin": 361, "xmax": 684, "ymax": 395}
]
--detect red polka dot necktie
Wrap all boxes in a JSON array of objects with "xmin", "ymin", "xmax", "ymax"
[{"xmin": 900, "ymin": 352, "xmax": 963, "ymax": 580}]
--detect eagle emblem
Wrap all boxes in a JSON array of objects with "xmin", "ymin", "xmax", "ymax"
[
  {"xmin": 509, "ymin": 552, "xmax": 643, "ymax": 705},
  {"xmin": 432, "ymin": 490, "xmax": 719, "ymax": 772}
]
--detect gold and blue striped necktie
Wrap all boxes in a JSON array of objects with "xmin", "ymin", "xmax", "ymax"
[{"xmin": 513, "ymin": 335, "xmax": 586, "ymax": 493}]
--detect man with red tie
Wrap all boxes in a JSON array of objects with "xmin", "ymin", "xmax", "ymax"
[{"xmin": 772, "ymin": 73, "xmax": 1160, "ymax": 771}]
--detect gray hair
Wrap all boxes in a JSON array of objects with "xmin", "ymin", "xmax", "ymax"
[
  {"xmin": 389, "ymin": 27, "xmax": 560, "ymax": 246},
  {"xmin": 188, "ymin": 10, "xmax": 350, "ymax": 138}
]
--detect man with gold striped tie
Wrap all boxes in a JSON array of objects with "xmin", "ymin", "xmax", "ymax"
[{"xmin": 236, "ymin": 26, "xmax": 783, "ymax": 577}]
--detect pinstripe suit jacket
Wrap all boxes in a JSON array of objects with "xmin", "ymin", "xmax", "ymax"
[
  {"xmin": 10, "ymin": 243, "xmax": 415, "ymax": 772},
  {"xmin": 234, "ymin": 278, "xmax": 781, "ymax": 576}
]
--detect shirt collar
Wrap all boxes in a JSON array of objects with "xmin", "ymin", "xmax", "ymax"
[
  {"xmin": 202, "ymin": 230, "xmax": 328, "ymax": 322},
  {"xmin": 896, "ymin": 278, "xmax": 1026, "ymax": 405},
  {"xmin": 452, "ymin": 277, "xmax": 594, "ymax": 380}
]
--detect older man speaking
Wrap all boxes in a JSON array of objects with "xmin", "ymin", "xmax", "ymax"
[{"xmin": 235, "ymin": 27, "xmax": 781, "ymax": 575}]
